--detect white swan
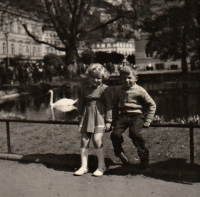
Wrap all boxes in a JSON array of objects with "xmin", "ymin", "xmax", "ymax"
[
  {"xmin": 48, "ymin": 90, "xmax": 78, "ymax": 108},
  {"xmin": 54, "ymin": 105, "xmax": 77, "ymax": 112},
  {"xmin": 50, "ymin": 106, "xmax": 77, "ymax": 120}
]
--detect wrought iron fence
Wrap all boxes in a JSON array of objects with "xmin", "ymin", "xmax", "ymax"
[{"xmin": 0, "ymin": 119, "xmax": 200, "ymax": 166}]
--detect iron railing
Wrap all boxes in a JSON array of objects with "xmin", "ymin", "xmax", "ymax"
[{"xmin": 0, "ymin": 119, "xmax": 200, "ymax": 166}]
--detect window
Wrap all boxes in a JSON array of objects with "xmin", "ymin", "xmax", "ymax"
[
  {"xmin": 11, "ymin": 44, "xmax": 15, "ymax": 54},
  {"xmin": 32, "ymin": 46, "xmax": 35, "ymax": 56},
  {"xmin": 18, "ymin": 25, "xmax": 21, "ymax": 34},
  {"xmin": 3, "ymin": 43, "xmax": 6, "ymax": 54},
  {"xmin": 4, "ymin": 24, "xmax": 10, "ymax": 32},
  {"xmin": 26, "ymin": 45, "xmax": 29, "ymax": 53},
  {"xmin": 19, "ymin": 44, "xmax": 22, "ymax": 54},
  {"xmin": 37, "ymin": 47, "xmax": 40, "ymax": 55},
  {"xmin": 32, "ymin": 25, "xmax": 35, "ymax": 34},
  {"xmin": 10, "ymin": 22, "xmax": 14, "ymax": 33}
]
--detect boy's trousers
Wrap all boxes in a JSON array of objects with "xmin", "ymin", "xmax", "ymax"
[{"xmin": 110, "ymin": 114, "xmax": 147, "ymax": 157}]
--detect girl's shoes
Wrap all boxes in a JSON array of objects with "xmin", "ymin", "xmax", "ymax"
[
  {"xmin": 74, "ymin": 147, "xmax": 107, "ymax": 176},
  {"xmin": 74, "ymin": 167, "xmax": 88, "ymax": 176},
  {"xmin": 92, "ymin": 167, "xmax": 106, "ymax": 177},
  {"xmin": 74, "ymin": 148, "xmax": 89, "ymax": 176},
  {"xmin": 93, "ymin": 147, "xmax": 106, "ymax": 177}
]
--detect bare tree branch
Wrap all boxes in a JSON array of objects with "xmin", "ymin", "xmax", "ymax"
[{"xmin": 22, "ymin": 24, "xmax": 66, "ymax": 51}]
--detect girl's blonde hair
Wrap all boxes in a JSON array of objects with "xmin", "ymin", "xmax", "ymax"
[{"xmin": 85, "ymin": 63, "xmax": 110, "ymax": 79}]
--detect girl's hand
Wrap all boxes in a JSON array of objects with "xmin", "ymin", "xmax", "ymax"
[{"xmin": 105, "ymin": 123, "xmax": 112, "ymax": 132}]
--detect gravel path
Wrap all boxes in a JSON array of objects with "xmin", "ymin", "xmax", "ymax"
[{"xmin": 0, "ymin": 160, "xmax": 200, "ymax": 197}]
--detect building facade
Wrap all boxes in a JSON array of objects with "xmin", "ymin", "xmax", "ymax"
[
  {"xmin": 90, "ymin": 38, "xmax": 135, "ymax": 56},
  {"xmin": 135, "ymin": 32, "xmax": 182, "ymax": 70},
  {"xmin": 0, "ymin": 4, "xmax": 64, "ymax": 64},
  {"xmin": 0, "ymin": 5, "xmax": 42, "ymax": 61},
  {"xmin": 0, "ymin": 5, "xmax": 135, "ymax": 65}
]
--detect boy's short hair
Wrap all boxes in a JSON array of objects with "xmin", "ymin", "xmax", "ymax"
[
  {"xmin": 119, "ymin": 66, "xmax": 138, "ymax": 76},
  {"xmin": 85, "ymin": 63, "xmax": 110, "ymax": 79}
]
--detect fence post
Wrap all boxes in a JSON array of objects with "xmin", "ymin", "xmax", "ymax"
[
  {"xmin": 6, "ymin": 121, "xmax": 11, "ymax": 154},
  {"xmin": 189, "ymin": 127, "xmax": 194, "ymax": 166}
]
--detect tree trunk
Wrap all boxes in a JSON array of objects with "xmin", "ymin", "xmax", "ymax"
[
  {"xmin": 181, "ymin": 26, "xmax": 188, "ymax": 74},
  {"xmin": 181, "ymin": 0, "xmax": 190, "ymax": 74},
  {"xmin": 65, "ymin": 43, "xmax": 81, "ymax": 78}
]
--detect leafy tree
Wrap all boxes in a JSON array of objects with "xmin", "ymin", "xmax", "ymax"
[
  {"xmin": 8, "ymin": 55, "xmax": 26, "ymax": 66},
  {"xmin": 43, "ymin": 53, "xmax": 63, "ymax": 67},
  {"xmin": 188, "ymin": 0, "xmax": 200, "ymax": 69},
  {"xmin": 80, "ymin": 50, "xmax": 95, "ymax": 65},
  {"xmin": 94, "ymin": 51, "xmax": 110, "ymax": 64},
  {"xmin": 1, "ymin": 0, "xmax": 156, "ymax": 76},
  {"xmin": 127, "ymin": 54, "xmax": 135, "ymax": 64},
  {"xmin": 141, "ymin": 0, "xmax": 200, "ymax": 73},
  {"xmin": 1, "ymin": 0, "xmax": 135, "ymax": 73},
  {"xmin": 94, "ymin": 51, "xmax": 124, "ymax": 64},
  {"xmin": 109, "ymin": 52, "xmax": 124, "ymax": 64}
]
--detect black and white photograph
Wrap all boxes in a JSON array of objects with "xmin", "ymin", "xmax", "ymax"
[{"xmin": 0, "ymin": 0, "xmax": 200, "ymax": 196}]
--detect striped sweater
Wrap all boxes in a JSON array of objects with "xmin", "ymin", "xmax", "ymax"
[{"xmin": 112, "ymin": 84, "xmax": 156, "ymax": 125}]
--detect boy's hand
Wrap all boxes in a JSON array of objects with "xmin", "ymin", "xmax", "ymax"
[
  {"xmin": 105, "ymin": 123, "xmax": 112, "ymax": 132},
  {"xmin": 143, "ymin": 122, "xmax": 150, "ymax": 128},
  {"xmin": 78, "ymin": 115, "xmax": 82, "ymax": 121}
]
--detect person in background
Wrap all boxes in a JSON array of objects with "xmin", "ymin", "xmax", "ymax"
[
  {"xmin": 111, "ymin": 66, "xmax": 156, "ymax": 169},
  {"xmin": 74, "ymin": 63, "xmax": 112, "ymax": 177},
  {"xmin": 0, "ymin": 62, "xmax": 7, "ymax": 85}
]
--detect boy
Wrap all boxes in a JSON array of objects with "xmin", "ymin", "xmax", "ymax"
[{"xmin": 111, "ymin": 66, "xmax": 156, "ymax": 169}]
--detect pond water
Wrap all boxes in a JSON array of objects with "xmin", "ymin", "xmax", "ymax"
[
  {"xmin": 0, "ymin": 86, "xmax": 80, "ymax": 122},
  {"xmin": 0, "ymin": 81, "xmax": 200, "ymax": 122}
]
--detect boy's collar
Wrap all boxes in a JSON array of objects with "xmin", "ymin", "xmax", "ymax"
[
  {"xmin": 89, "ymin": 83, "xmax": 103, "ymax": 88},
  {"xmin": 122, "ymin": 83, "xmax": 137, "ymax": 90}
]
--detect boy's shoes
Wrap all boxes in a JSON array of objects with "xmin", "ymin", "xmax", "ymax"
[
  {"xmin": 119, "ymin": 152, "xmax": 130, "ymax": 165},
  {"xmin": 139, "ymin": 149, "xmax": 149, "ymax": 170}
]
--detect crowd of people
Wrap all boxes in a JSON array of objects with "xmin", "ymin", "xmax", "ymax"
[
  {"xmin": 0, "ymin": 61, "xmax": 66, "ymax": 85},
  {"xmin": 0, "ymin": 58, "xmax": 137, "ymax": 85},
  {"xmin": 81, "ymin": 61, "xmax": 137, "ymax": 76}
]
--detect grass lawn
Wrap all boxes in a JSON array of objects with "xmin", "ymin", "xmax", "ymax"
[{"xmin": 0, "ymin": 122, "xmax": 200, "ymax": 166}]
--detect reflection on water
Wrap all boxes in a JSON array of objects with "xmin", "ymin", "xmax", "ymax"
[
  {"xmin": 0, "ymin": 86, "xmax": 79, "ymax": 121},
  {"xmin": 50, "ymin": 106, "xmax": 77, "ymax": 120},
  {"xmin": 152, "ymin": 90, "xmax": 200, "ymax": 121},
  {"xmin": 0, "ymin": 82, "xmax": 200, "ymax": 122}
]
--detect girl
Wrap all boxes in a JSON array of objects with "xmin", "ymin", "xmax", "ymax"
[{"xmin": 74, "ymin": 63, "xmax": 112, "ymax": 177}]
